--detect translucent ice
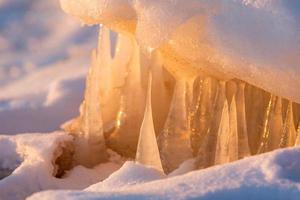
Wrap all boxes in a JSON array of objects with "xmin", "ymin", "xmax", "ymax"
[
  {"xmin": 107, "ymin": 38, "xmax": 146, "ymax": 158},
  {"xmin": 136, "ymin": 73, "xmax": 163, "ymax": 172},
  {"xmin": 158, "ymin": 79, "xmax": 193, "ymax": 173}
]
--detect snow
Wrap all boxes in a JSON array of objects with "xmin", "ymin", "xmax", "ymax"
[
  {"xmin": 60, "ymin": 0, "xmax": 300, "ymax": 103},
  {"xmin": 0, "ymin": 132, "xmax": 122, "ymax": 200},
  {"xmin": 29, "ymin": 147, "xmax": 300, "ymax": 200},
  {"xmin": 86, "ymin": 161, "xmax": 165, "ymax": 191}
]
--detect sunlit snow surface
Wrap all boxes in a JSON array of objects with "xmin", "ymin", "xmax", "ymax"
[
  {"xmin": 29, "ymin": 147, "xmax": 300, "ymax": 200},
  {"xmin": 0, "ymin": 0, "xmax": 97, "ymax": 134},
  {"xmin": 61, "ymin": 0, "xmax": 300, "ymax": 103},
  {"xmin": 0, "ymin": 132, "xmax": 121, "ymax": 200}
]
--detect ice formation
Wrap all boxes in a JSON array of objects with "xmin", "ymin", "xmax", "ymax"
[
  {"xmin": 135, "ymin": 73, "xmax": 163, "ymax": 172},
  {"xmin": 59, "ymin": 0, "xmax": 300, "ymax": 173}
]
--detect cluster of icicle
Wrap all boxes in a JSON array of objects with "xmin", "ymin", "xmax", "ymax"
[{"xmin": 64, "ymin": 26, "xmax": 300, "ymax": 174}]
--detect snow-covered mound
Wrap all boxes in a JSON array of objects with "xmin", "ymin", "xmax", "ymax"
[
  {"xmin": 86, "ymin": 161, "xmax": 165, "ymax": 191},
  {"xmin": 0, "ymin": 132, "xmax": 121, "ymax": 200},
  {"xmin": 29, "ymin": 147, "xmax": 300, "ymax": 200}
]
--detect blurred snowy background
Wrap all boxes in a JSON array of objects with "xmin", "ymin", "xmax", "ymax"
[{"xmin": 0, "ymin": 0, "xmax": 97, "ymax": 134}]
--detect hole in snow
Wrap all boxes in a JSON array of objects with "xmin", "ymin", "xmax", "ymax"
[{"xmin": 52, "ymin": 141, "xmax": 75, "ymax": 178}]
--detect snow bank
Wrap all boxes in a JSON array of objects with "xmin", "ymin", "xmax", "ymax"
[
  {"xmin": 86, "ymin": 161, "xmax": 165, "ymax": 192},
  {"xmin": 29, "ymin": 147, "xmax": 300, "ymax": 200},
  {"xmin": 0, "ymin": 132, "xmax": 121, "ymax": 200},
  {"xmin": 60, "ymin": 0, "xmax": 300, "ymax": 103}
]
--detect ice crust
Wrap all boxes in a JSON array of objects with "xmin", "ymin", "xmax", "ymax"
[{"xmin": 60, "ymin": 0, "xmax": 300, "ymax": 103}]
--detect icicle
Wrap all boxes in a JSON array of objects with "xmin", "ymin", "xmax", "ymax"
[
  {"xmin": 102, "ymin": 33, "xmax": 133, "ymax": 135},
  {"xmin": 107, "ymin": 37, "xmax": 146, "ymax": 158},
  {"xmin": 225, "ymin": 81, "xmax": 237, "ymax": 103},
  {"xmin": 196, "ymin": 81, "xmax": 226, "ymax": 169},
  {"xmin": 215, "ymin": 96, "xmax": 240, "ymax": 165},
  {"xmin": 158, "ymin": 79, "xmax": 193, "ymax": 173},
  {"xmin": 281, "ymin": 101, "xmax": 297, "ymax": 147},
  {"xmin": 190, "ymin": 77, "xmax": 213, "ymax": 156},
  {"xmin": 97, "ymin": 26, "xmax": 116, "ymax": 126},
  {"xmin": 136, "ymin": 73, "xmax": 164, "ymax": 172},
  {"xmin": 245, "ymin": 86, "xmax": 269, "ymax": 154},
  {"xmin": 151, "ymin": 51, "xmax": 172, "ymax": 134},
  {"xmin": 63, "ymin": 26, "xmax": 114, "ymax": 135},
  {"xmin": 190, "ymin": 77, "xmax": 204, "ymax": 156},
  {"xmin": 268, "ymin": 97, "xmax": 284, "ymax": 150},
  {"xmin": 236, "ymin": 82, "xmax": 251, "ymax": 158},
  {"xmin": 228, "ymin": 96, "xmax": 239, "ymax": 162},
  {"xmin": 257, "ymin": 96, "xmax": 283, "ymax": 153},
  {"xmin": 97, "ymin": 25, "xmax": 112, "ymax": 65},
  {"xmin": 111, "ymin": 33, "xmax": 133, "ymax": 88},
  {"xmin": 295, "ymin": 123, "xmax": 300, "ymax": 146},
  {"xmin": 214, "ymin": 99, "xmax": 230, "ymax": 165},
  {"xmin": 73, "ymin": 28, "xmax": 111, "ymax": 166}
]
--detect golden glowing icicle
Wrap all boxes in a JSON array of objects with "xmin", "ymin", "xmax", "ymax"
[
  {"xmin": 151, "ymin": 51, "xmax": 172, "ymax": 134},
  {"xmin": 196, "ymin": 81, "xmax": 226, "ymax": 168},
  {"xmin": 228, "ymin": 96, "xmax": 239, "ymax": 162},
  {"xmin": 214, "ymin": 99, "xmax": 230, "ymax": 165},
  {"xmin": 158, "ymin": 79, "xmax": 193, "ymax": 173},
  {"xmin": 215, "ymin": 96, "xmax": 239, "ymax": 165},
  {"xmin": 190, "ymin": 77, "xmax": 204, "ymax": 156},
  {"xmin": 97, "ymin": 26, "xmax": 116, "ymax": 125},
  {"xmin": 103, "ymin": 33, "xmax": 133, "ymax": 135},
  {"xmin": 236, "ymin": 82, "xmax": 251, "ymax": 158},
  {"xmin": 62, "ymin": 26, "xmax": 113, "ymax": 135},
  {"xmin": 107, "ymin": 38, "xmax": 146, "ymax": 158},
  {"xmin": 190, "ymin": 77, "xmax": 213, "ymax": 156},
  {"xmin": 281, "ymin": 101, "xmax": 297, "ymax": 147},
  {"xmin": 268, "ymin": 97, "xmax": 284, "ymax": 150},
  {"xmin": 225, "ymin": 81, "xmax": 237, "ymax": 103},
  {"xmin": 245, "ymin": 86, "xmax": 269, "ymax": 154},
  {"xmin": 295, "ymin": 123, "xmax": 300, "ymax": 146},
  {"xmin": 136, "ymin": 73, "xmax": 164, "ymax": 172},
  {"xmin": 258, "ymin": 96, "xmax": 283, "ymax": 153},
  {"xmin": 73, "ymin": 27, "xmax": 112, "ymax": 167},
  {"xmin": 111, "ymin": 33, "xmax": 133, "ymax": 87}
]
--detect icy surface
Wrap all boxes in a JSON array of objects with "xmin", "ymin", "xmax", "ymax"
[{"xmin": 29, "ymin": 147, "xmax": 300, "ymax": 200}]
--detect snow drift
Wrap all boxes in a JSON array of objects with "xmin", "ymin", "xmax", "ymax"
[{"xmin": 29, "ymin": 147, "xmax": 300, "ymax": 200}]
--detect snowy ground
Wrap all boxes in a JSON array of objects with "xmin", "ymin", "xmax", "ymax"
[
  {"xmin": 0, "ymin": 132, "xmax": 300, "ymax": 200},
  {"xmin": 0, "ymin": 0, "xmax": 97, "ymax": 134},
  {"xmin": 0, "ymin": 132, "xmax": 122, "ymax": 200},
  {"xmin": 2, "ymin": 131, "xmax": 300, "ymax": 200},
  {"xmin": 28, "ymin": 147, "xmax": 300, "ymax": 200}
]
